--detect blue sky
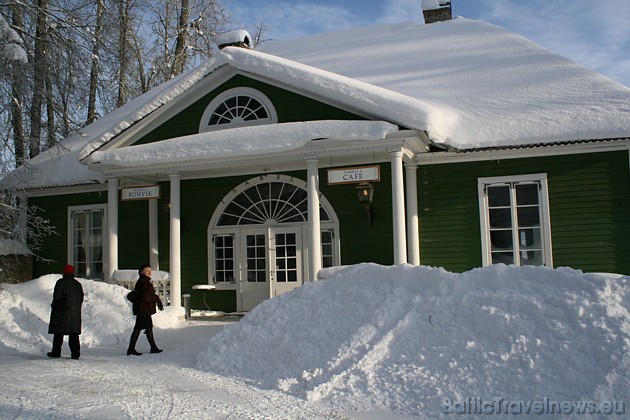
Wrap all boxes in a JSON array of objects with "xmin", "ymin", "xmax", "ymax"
[{"xmin": 223, "ymin": 0, "xmax": 630, "ymax": 88}]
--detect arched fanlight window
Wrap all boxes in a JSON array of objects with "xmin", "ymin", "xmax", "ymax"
[
  {"xmin": 199, "ymin": 87, "xmax": 277, "ymax": 132},
  {"xmin": 217, "ymin": 180, "xmax": 331, "ymax": 226}
]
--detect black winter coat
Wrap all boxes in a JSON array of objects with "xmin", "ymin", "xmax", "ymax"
[
  {"xmin": 133, "ymin": 275, "xmax": 162, "ymax": 316},
  {"xmin": 48, "ymin": 274, "xmax": 84, "ymax": 335}
]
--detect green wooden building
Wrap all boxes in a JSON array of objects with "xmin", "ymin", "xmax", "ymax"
[{"xmin": 2, "ymin": 16, "xmax": 629, "ymax": 312}]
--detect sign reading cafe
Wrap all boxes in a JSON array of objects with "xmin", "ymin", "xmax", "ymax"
[
  {"xmin": 327, "ymin": 165, "xmax": 380, "ymax": 185},
  {"xmin": 121, "ymin": 185, "xmax": 160, "ymax": 201}
]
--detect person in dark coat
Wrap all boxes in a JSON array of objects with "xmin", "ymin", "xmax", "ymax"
[
  {"xmin": 127, "ymin": 264, "xmax": 164, "ymax": 356},
  {"xmin": 47, "ymin": 264, "xmax": 84, "ymax": 360}
]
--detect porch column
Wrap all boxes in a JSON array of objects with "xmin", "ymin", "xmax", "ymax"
[
  {"xmin": 306, "ymin": 157, "xmax": 322, "ymax": 281},
  {"xmin": 106, "ymin": 177, "xmax": 119, "ymax": 282},
  {"xmin": 390, "ymin": 150, "xmax": 407, "ymax": 264},
  {"xmin": 405, "ymin": 162, "xmax": 420, "ymax": 266},
  {"xmin": 169, "ymin": 172, "xmax": 182, "ymax": 307},
  {"xmin": 149, "ymin": 199, "xmax": 159, "ymax": 270}
]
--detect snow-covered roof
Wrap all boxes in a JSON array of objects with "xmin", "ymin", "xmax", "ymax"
[
  {"xmin": 0, "ymin": 239, "xmax": 31, "ymax": 256},
  {"xmin": 260, "ymin": 19, "xmax": 629, "ymax": 148},
  {"xmin": 3, "ymin": 18, "xmax": 629, "ymax": 191},
  {"xmin": 87, "ymin": 121, "xmax": 399, "ymax": 167}
]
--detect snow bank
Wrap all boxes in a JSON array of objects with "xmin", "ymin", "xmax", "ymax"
[
  {"xmin": 1, "ymin": 264, "xmax": 629, "ymax": 417},
  {"xmin": 196, "ymin": 263, "xmax": 630, "ymax": 416},
  {"xmin": 0, "ymin": 275, "xmax": 179, "ymax": 355}
]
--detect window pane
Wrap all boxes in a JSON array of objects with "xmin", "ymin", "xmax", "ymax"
[
  {"xmin": 519, "ymin": 228, "xmax": 542, "ymax": 249},
  {"xmin": 520, "ymin": 250, "xmax": 543, "ymax": 266},
  {"xmin": 517, "ymin": 206, "xmax": 540, "ymax": 227},
  {"xmin": 516, "ymin": 184, "xmax": 539, "ymax": 205},
  {"xmin": 489, "ymin": 208, "xmax": 512, "ymax": 229},
  {"xmin": 490, "ymin": 230, "xmax": 513, "ymax": 251},
  {"xmin": 487, "ymin": 185, "xmax": 510, "ymax": 207},
  {"xmin": 491, "ymin": 251, "xmax": 514, "ymax": 265}
]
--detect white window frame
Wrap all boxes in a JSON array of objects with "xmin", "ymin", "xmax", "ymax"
[
  {"xmin": 207, "ymin": 175, "xmax": 340, "ymax": 289},
  {"xmin": 199, "ymin": 87, "xmax": 278, "ymax": 133},
  {"xmin": 67, "ymin": 204, "xmax": 108, "ymax": 280},
  {"xmin": 478, "ymin": 173, "xmax": 553, "ymax": 267}
]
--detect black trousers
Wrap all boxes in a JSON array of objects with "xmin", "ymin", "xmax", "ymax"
[{"xmin": 51, "ymin": 333, "xmax": 80, "ymax": 357}]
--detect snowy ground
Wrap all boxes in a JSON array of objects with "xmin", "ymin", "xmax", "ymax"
[{"xmin": 1, "ymin": 263, "xmax": 629, "ymax": 419}]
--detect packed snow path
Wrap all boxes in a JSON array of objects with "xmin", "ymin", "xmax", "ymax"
[{"xmin": 0, "ymin": 322, "xmax": 351, "ymax": 419}]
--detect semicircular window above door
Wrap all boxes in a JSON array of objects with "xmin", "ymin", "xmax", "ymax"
[
  {"xmin": 199, "ymin": 87, "xmax": 277, "ymax": 132},
  {"xmin": 208, "ymin": 175, "xmax": 340, "ymax": 312},
  {"xmin": 217, "ymin": 180, "xmax": 331, "ymax": 226}
]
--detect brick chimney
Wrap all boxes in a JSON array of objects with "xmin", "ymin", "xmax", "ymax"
[{"xmin": 422, "ymin": 0, "xmax": 452, "ymax": 24}]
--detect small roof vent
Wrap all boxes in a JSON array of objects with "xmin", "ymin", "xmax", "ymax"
[{"xmin": 218, "ymin": 29, "xmax": 252, "ymax": 50}]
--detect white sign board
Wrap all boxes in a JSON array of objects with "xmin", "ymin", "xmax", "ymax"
[
  {"xmin": 121, "ymin": 185, "xmax": 160, "ymax": 201},
  {"xmin": 327, "ymin": 166, "xmax": 380, "ymax": 184}
]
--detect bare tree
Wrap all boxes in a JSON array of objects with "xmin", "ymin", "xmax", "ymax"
[
  {"xmin": 86, "ymin": 0, "xmax": 105, "ymax": 124},
  {"xmin": 28, "ymin": 0, "xmax": 49, "ymax": 159}
]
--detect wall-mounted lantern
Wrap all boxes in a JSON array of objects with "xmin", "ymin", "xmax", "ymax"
[
  {"xmin": 356, "ymin": 182, "xmax": 375, "ymax": 225},
  {"xmin": 161, "ymin": 198, "xmax": 171, "ymax": 214}
]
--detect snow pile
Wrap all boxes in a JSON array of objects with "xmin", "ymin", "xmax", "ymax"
[
  {"xmin": 1, "ymin": 264, "xmax": 629, "ymax": 417},
  {"xmin": 196, "ymin": 263, "xmax": 630, "ymax": 416},
  {"xmin": 0, "ymin": 275, "xmax": 178, "ymax": 355}
]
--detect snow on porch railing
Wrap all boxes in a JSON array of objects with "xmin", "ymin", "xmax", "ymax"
[{"xmin": 113, "ymin": 269, "xmax": 171, "ymax": 305}]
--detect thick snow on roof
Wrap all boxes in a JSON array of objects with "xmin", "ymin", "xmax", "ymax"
[
  {"xmin": 3, "ymin": 18, "xmax": 629, "ymax": 190},
  {"xmin": 260, "ymin": 19, "xmax": 630, "ymax": 148},
  {"xmin": 88, "ymin": 121, "xmax": 398, "ymax": 167}
]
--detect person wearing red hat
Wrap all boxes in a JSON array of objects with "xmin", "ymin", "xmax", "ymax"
[{"xmin": 47, "ymin": 264, "xmax": 84, "ymax": 359}]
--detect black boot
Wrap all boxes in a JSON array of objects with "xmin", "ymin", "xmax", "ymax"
[
  {"xmin": 146, "ymin": 329, "xmax": 162, "ymax": 354},
  {"xmin": 48, "ymin": 334, "xmax": 63, "ymax": 358},
  {"xmin": 127, "ymin": 330, "xmax": 142, "ymax": 356}
]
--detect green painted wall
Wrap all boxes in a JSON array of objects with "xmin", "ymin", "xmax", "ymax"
[
  {"xmin": 30, "ymin": 191, "xmax": 107, "ymax": 276},
  {"xmin": 25, "ymin": 73, "xmax": 630, "ymax": 311},
  {"xmin": 134, "ymin": 75, "xmax": 365, "ymax": 146},
  {"xmin": 418, "ymin": 150, "xmax": 630, "ymax": 274},
  {"xmin": 156, "ymin": 164, "xmax": 396, "ymax": 311},
  {"xmin": 28, "ymin": 150, "xmax": 630, "ymax": 312}
]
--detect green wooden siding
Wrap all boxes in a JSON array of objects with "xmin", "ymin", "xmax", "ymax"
[
  {"xmin": 156, "ymin": 165, "xmax": 395, "ymax": 310},
  {"xmin": 418, "ymin": 150, "xmax": 630, "ymax": 274},
  {"xmin": 27, "ymin": 149, "xmax": 630, "ymax": 311},
  {"xmin": 30, "ymin": 191, "xmax": 107, "ymax": 276},
  {"xmin": 320, "ymin": 164, "xmax": 394, "ymax": 265},
  {"xmin": 134, "ymin": 74, "xmax": 365, "ymax": 146}
]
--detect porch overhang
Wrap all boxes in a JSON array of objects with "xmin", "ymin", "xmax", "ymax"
[{"xmin": 84, "ymin": 121, "xmax": 428, "ymax": 180}]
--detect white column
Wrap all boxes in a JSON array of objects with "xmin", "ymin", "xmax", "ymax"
[
  {"xmin": 149, "ymin": 199, "xmax": 159, "ymax": 270},
  {"xmin": 390, "ymin": 150, "xmax": 407, "ymax": 264},
  {"xmin": 306, "ymin": 157, "xmax": 322, "ymax": 281},
  {"xmin": 106, "ymin": 177, "xmax": 119, "ymax": 282},
  {"xmin": 405, "ymin": 163, "xmax": 420, "ymax": 266},
  {"xmin": 169, "ymin": 172, "xmax": 182, "ymax": 307}
]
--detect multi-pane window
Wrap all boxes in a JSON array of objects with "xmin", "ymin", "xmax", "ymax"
[
  {"xmin": 478, "ymin": 174, "xmax": 552, "ymax": 267},
  {"xmin": 213, "ymin": 234, "xmax": 234, "ymax": 283},
  {"xmin": 321, "ymin": 230, "xmax": 334, "ymax": 268},
  {"xmin": 209, "ymin": 95, "xmax": 269, "ymax": 126},
  {"xmin": 70, "ymin": 207, "xmax": 104, "ymax": 280},
  {"xmin": 199, "ymin": 87, "xmax": 277, "ymax": 132},
  {"xmin": 209, "ymin": 176, "xmax": 340, "ymax": 285},
  {"xmin": 246, "ymin": 234, "xmax": 266, "ymax": 282},
  {"xmin": 217, "ymin": 181, "xmax": 331, "ymax": 226},
  {"xmin": 275, "ymin": 233, "xmax": 298, "ymax": 282}
]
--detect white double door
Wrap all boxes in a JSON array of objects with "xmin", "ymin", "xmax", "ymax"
[{"xmin": 239, "ymin": 226, "xmax": 303, "ymax": 311}]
